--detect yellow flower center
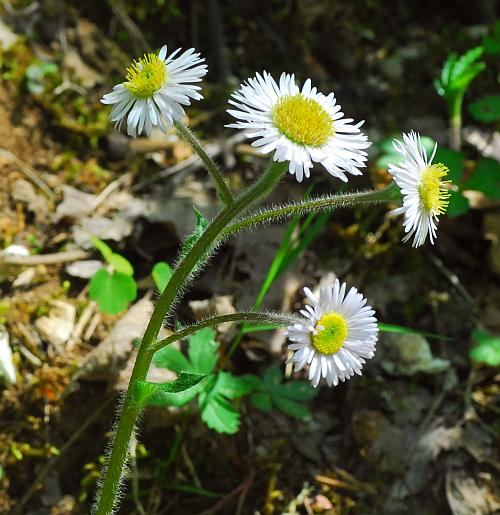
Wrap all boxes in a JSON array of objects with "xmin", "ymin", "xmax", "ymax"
[
  {"xmin": 124, "ymin": 53, "xmax": 166, "ymax": 98},
  {"xmin": 312, "ymin": 313, "xmax": 348, "ymax": 355},
  {"xmin": 418, "ymin": 163, "xmax": 451, "ymax": 214},
  {"xmin": 272, "ymin": 94, "xmax": 334, "ymax": 147}
]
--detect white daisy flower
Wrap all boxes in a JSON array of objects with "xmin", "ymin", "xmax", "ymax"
[
  {"xmin": 388, "ymin": 131, "xmax": 450, "ymax": 247},
  {"xmin": 101, "ymin": 45, "xmax": 207, "ymax": 138},
  {"xmin": 286, "ymin": 280, "xmax": 378, "ymax": 388},
  {"xmin": 226, "ymin": 72, "xmax": 371, "ymax": 183}
]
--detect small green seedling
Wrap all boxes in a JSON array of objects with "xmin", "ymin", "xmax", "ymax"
[
  {"xmin": 469, "ymin": 329, "xmax": 500, "ymax": 366},
  {"xmin": 434, "ymin": 46, "xmax": 486, "ymax": 149},
  {"xmin": 89, "ymin": 237, "xmax": 137, "ymax": 315},
  {"xmin": 25, "ymin": 61, "xmax": 59, "ymax": 94}
]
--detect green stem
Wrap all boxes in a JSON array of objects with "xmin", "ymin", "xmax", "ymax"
[
  {"xmin": 94, "ymin": 160, "xmax": 287, "ymax": 515},
  {"xmin": 449, "ymin": 94, "xmax": 463, "ymax": 151},
  {"xmin": 220, "ymin": 183, "xmax": 400, "ymax": 240},
  {"xmin": 152, "ymin": 311, "xmax": 302, "ymax": 352},
  {"xmin": 174, "ymin": 120, "xmax": 234, "ymax": 205}
]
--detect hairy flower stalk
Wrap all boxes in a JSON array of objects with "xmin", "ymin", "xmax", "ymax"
[
  {"xmin": 220, "ymin": 183, "xmax": 400, "ymax": 239},
  {"xmin": 152, "ymin": 311, "xmax": 304, "ymax": 353},
  {"xmin": 174, "ymin": 120, "xmax": 234, "ymax": 206}
]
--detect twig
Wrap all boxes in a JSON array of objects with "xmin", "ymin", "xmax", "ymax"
[
  {"xmin": 235, "ymin": 471, "xmax": 254, "ymax": 515},
  {"xmin": 201, "ymin": 475, "xmax": 254, "ymax": 515},
  {"xmin": 18, "ymin": 344, "xmax": 42, "ymax": 367},
  {"xmin": 13, "ymin": 395, "xmax": 114, "ymax": 514},
  {"xmin": 108, "ymin": 0, "xmax": 149, "ymax": 55},
  {"xmin": 83, "ymin": 311, "xmax": 101, "ymax": 341},
  {"xmin": 430, "ymin": 253, "xmax": 474, "ymax": 307},
  {"xmin": 1, "ymin": 249, "xmax": 89, "ymax": 266},
  {"xmin": 181, "ymin": 443, "xmax": 201, "ymax": 488},
  {"xmin": 90, "ymin": 173, "xmax": 132, "ymax": 211},
  {"xmin": 0, "ymin": 148, "xmax": 54, "ymax": 198},
  {"xmin": 131, "ymin": 133, "xmax": 246, "ymax": 192},
  {"xmin": 66, "ymin": 301, "xmax": 97, "ymax": 351}
]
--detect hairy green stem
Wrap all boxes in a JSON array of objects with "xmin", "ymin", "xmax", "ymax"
[
  {"xmin": 220, "ymin": 183, "xmax": 400, "ymax": 240},
  {"xmin": 94, "ymin": 160, "xmax": 287, "ymax": 515},
  {"xmin": 152, "ymin": 311, "xmax": 303, "ymax": 352},
  {"xmin": 174, "ymin": 120, "xmax": 234, "ymax": 205}
]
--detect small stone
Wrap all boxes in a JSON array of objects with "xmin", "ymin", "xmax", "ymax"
[
  {"xmin": 0, "ymin": 326, "xmax": 16, "ymax": 384},
  {"xmin": 66, "ymin": 260, "xmax": 103, "ymax": 279},
  {"xmin": 380, "ymin": 333, "xmax": 450, "ymax": 376},
  {"xmin": 35, "ymin": 300, "xmax": 76, "ymax": 348}
]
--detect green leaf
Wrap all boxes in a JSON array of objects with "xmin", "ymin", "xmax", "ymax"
[
  {"xmin": 164, "ymin": 483, "xmax": 220, "ymax": 498},
  {"xmin": 25, "ymin": 61, "xmax": 59, "ymax": 94},
  {"xmin": 434, "ymin": 147, "xmax": 464, "ymax": 185},
  {"xmin": 216, "ymin": 372, "xmax": 259, "ymax": 398},
  {"xmin": 200, "ymin": 394, "xmax": 240, "ymax": 434},
  {"xmin": 483, "ymin": 20, "xmax": 500, "ymax": 54},
  {"xmin": 250, "ymin": 366, "xmax": 317, "ymax": 421},
  {"xmin": 198, "ymin": 371, "xmax": 257, "ymax": 434},
  {"xmin": 446, "ymin": 190, "xmax": 470, "ymax": 217},
  {"xmin": 278, "ymin": 380, "xmax": 318, "ymax": 401},
  {"xmin": 91, "ymin": 236, "xmax": 114, "ymax": 263},
  {"xmin": 451, "ymin": 47, "xmax": 484, "ymax": 83},
  {"xmin": 91, "ymin": 237, "xmax": 134, "ymax": 276},
  {"xmin": 376, "ymin": 136, "xmax": 435, "ymax": 169},
  {"xmin": 249, "ymin": 391, "xmax": 273, "ymax": 412},
  {"xmin": 153, "ymin": 346, "xmax": 194, "ymax": 374},
  {"xmin": 469, "ymin": 329, "xmax": 500, "ymax": 366},
  {"xmin": 134, "ymin": 372, "xmax": 207, "ymax": 407},
  {"xmin": 188, "ymin": 327, "xmax": 219, "ymax": 374},
  {"xmin": 435, "ymin": 47, "xmax": 485, "ymax": 101},
  {"xmin": 182, "ymin": 206, "xmax": 208, "ymax": 255},
  {"xmin": 273, "ymin": 396, "xmax": 311, "ymax": 420},
  {"xmin": 469, "ymin": 96, "xmax": 500, "ymax": 123},
  {"xmin": 378, "ymin": 322, "xmax": 451, "ymax": 341},
  {"xmin": 464, "ymin": 158, "xmax": 500, "ymax": 199},
  {"xmin": 89, "ymin": 269, "xmax": 137, "ymax": 314},
  {"xmin": 106, "ymin": 253, "xmax": 134, "ymax": 276},
  {"xmin": 152, "ymin": 261, "xmax": 173, "ymax": 292}
]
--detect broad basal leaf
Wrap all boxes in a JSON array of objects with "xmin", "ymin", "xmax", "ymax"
[
  {"xmin": 187, "ymin": 327, "xmax": 219, "ymax": 375},
  {"xmin": 89, "ymin": 269, "xmax": 137, "ymax": 314},
  {"xmin": 483, "ymin": 20, "xmax": 500, "ymax": 54},
  {"xmin": 469, "ymin": 95, "xmax": 500, "ymax": 123},
  {"xmin": 153, "ymin": 345, "xmax": 194, "ymax": 374},
  {"xmin": 464, "ymin": 158, "xmax": 500, "ymax": 199},
  {"xmin": 446, "ymin": 190, "xmax": 469, "ymax": 217},
  {"xmin": 434, "ymin": 147, "xmax": 464, "ymax": 185}
]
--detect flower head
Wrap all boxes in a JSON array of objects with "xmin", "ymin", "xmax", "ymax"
[
  {"xmin": 226, "ymin": 72, "xmax": 371, "ymax": 182},
  {"xmin": 286, "ymin": 280, "xmax": 378, "ymax": 387},
  {"xmin": 388, "ymin": 131, "xmax": 450, "ymax": 247},
  {"xmin": 101, "ymin": 45, "xmax": 207, "ymax": 137}
]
